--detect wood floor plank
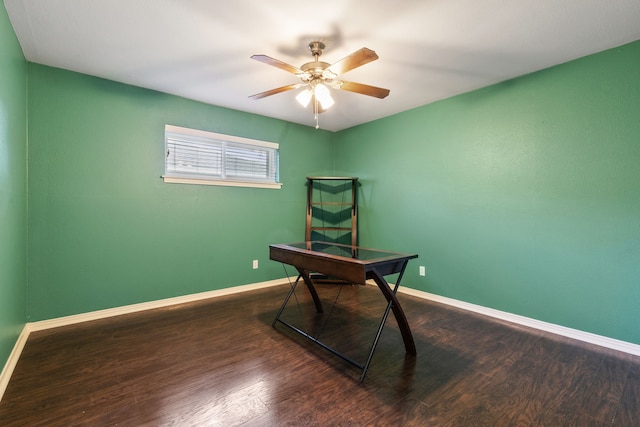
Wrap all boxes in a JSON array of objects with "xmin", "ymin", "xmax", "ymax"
[
  {"xmin": 615, "ymin": 363, "xmax": 640, "ymax": 426},
  {"xmin": 1, "ymin": 284, "xmax": 639, "ymax": 426}
]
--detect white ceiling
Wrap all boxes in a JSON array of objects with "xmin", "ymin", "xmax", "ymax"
[{"xmin": 5, "ymin": 0, "xmax": 640, "ymax": 132}]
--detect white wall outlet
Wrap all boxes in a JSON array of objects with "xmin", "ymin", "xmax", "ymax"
[
  {"xmin": 252, "ymin": 260, "xmax": 259, "ymax": 269},
  {"xmin": 419, "ymin": 266, "xmax": 426, "ymax": 276}
]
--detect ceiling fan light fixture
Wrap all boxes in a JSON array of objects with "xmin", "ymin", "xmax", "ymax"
[
  {"xmin": 296, "ymin": 88, "xmax": 312, "ymax": 107},
  {"xmin": 314, "ymin": 83, "xmax": 334, "ymax": 110},
  {"xmin": 296, "ymin": 83, "xmax": 334, "ymax": 110}
]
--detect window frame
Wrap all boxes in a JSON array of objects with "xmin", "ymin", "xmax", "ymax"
[{"xmin": 162, "ymin": 125, "xmax": 281, "ymax": 189}]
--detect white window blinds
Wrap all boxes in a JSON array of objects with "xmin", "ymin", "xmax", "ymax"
[{"xmin": 163, "ymin": 125, "xmax": 281, "ymax": 189}]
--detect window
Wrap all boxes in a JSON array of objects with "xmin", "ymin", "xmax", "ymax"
[{"xmin": 163, "ymin": 125, "xmax": 281, "ymax": 189}]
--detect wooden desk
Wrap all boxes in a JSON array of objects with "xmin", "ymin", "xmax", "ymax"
[{"xmin": 269, "ymin": 241, "xmax": 418, "ymax": 381}]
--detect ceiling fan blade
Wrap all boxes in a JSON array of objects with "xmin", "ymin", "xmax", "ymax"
[
  {"xmin": 251, "ymin": 54, "xmax": 303, "ymax": 75},
  {"xmin": 249, "ymin": 84, "xmax": 300, "ymax": 100},
  {"xmin": 338, "ymin": 81, "xmax": 390, "ymax": 99},
  {"xmin": 325, "ymin": 48, "xmax": 379, "ymax": 77}
]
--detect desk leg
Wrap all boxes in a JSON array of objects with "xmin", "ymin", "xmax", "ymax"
[
  {"xmin": 273, "ymin": 262, "xmax": 414, "ymax": 383},
  {"xmin": 358, "ymin": 264, "xmax": 416, "ymax": 382},
  {"xmin": 271, "ymin": 269, "xmax": 326, "ymax": 327},
  {"xmin": 296, "ymin": 267, "xmax": 324, "ymax": 313},
  {"xmin": 272, "ymin": 274, "xmax": 300, "ymax": 327},
  {"xmin": 369, "ymin": 265, "xmax": 416, "ymax": 355}
]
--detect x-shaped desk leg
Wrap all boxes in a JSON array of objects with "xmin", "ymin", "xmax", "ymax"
[{"xmin": 272, "ymin": 262, "xmax": 415, "ymax": 382}]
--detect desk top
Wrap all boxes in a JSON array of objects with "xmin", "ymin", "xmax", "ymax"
[
  {"xmin": 269, "ymin": 241, "xmax": 417, "ymax": 284},
  {"xmin": 306, "ymin": 176, "xmax": 358, "ymax": 181},
  {"xmin": 276, "ymin": 241, "xmax": 413, "ymax": 261}
]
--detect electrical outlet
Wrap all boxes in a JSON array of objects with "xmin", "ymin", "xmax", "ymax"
[
  {"xmin": 419, "ymin": 266, "xmax": 426, "ymax": 276},
  {"xmin": 252, "ymin": 260, "xmax": 259, "ymax": 269}
]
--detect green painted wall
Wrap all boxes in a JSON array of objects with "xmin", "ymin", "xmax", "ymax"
[
  {"xmin": 335, "ymin": 40, "xmax": 640, "ymax": 345},
  {"xmin": 0, "ymin": 5, "xmax": 27, "ymax": 367},
  {"xmin": 3, "ymin": 7, "xmax": 639, "ymax": 375},
  {"xmin": 27, "ymin": 64, "xmax": 334, "ymax": 321}
]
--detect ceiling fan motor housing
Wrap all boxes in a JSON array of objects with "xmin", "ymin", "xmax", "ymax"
[
  {"xmin": 299, "ymin": 41, "xmax": 331, "ymax": 81},
  {"xmin": 300, "ymin": 61, "xmax": 331, "ymax": 78}
]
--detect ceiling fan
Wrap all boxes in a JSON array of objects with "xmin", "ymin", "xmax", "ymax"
[{"xmin": 249, "ymin": 41, "xmax": 390, "ymax": 128}]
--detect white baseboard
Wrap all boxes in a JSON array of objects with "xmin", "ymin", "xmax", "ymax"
[
  {"xmin": 0, "ymin": 327, "xmax": 30, "ymax": 403},
  {"xmin": 26, "ymin": 278, "xmax": 291, "ymax": 332},
  {"xmin": 399, "ymin": 286, "xmax": 640, "ymax": 357},
  {"xmin": 0, "ymin": 277, "xmax": 290, "ymax": 401}
]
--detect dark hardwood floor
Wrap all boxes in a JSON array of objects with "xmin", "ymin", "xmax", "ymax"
[{"xmin": 1, "ymin": 282, "xmax": 639, "ymax": 426}]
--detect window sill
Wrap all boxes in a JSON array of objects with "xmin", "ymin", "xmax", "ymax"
[{"xmin": 162, "ymin": 176, "xmax": 282, "ymax": 189}]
